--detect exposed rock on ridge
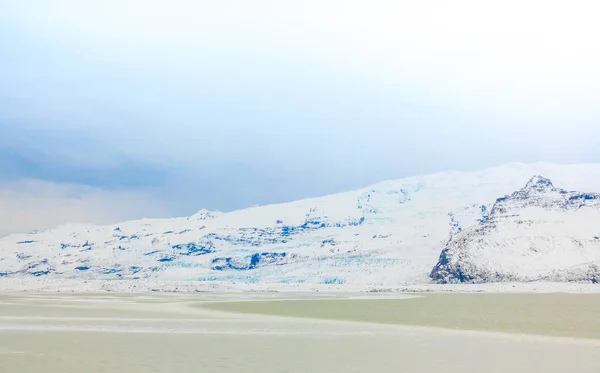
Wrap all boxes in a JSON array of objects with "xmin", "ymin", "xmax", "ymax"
[{"xmin": 431, "ymin": 176, "xmax": 600, "ymax": 283}]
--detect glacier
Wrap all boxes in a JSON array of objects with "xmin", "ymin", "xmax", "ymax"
[{"xmin": 2, "ymin": 162, "xmax": 600, "ymax": 291}]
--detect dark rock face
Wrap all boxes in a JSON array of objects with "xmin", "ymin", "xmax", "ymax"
[{"xmin": 430, "ymin": 176, "xmax": 600, "ymax": 284}]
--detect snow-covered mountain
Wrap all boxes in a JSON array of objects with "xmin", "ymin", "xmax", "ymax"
[
  {"xmin": 430, "ymin": 176, "xmax": 600, "ymax": 284},
  {"xmin": 2, "ymin": 163, "xmax": 600, "ymax": 289}
]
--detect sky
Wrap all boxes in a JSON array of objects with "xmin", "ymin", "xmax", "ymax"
[{"xmin": 1, "ymin": 0, "xmax": 600, "ymax": 236}]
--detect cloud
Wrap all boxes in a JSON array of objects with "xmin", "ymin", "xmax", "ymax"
[{"xmin": 0, "ymin": 179, "xmax": 174, "ymax": 237}]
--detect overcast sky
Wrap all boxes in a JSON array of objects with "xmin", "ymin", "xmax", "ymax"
[{"xmin": 1, "ymin": 0, "xmax": 600, "ymax": 236}]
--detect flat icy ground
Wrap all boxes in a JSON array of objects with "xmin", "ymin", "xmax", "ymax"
[{"xmin": 1, "ymin": 293, "xmax": 599, "ymax": 373}]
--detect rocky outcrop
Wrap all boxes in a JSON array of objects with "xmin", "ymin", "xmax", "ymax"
[{"xmin": 431, "ymin": 176, "xmax": 600, "ymax": 283}]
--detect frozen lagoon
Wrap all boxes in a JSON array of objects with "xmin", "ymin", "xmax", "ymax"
[{"xmin": 1, "ymin": 292, "xmax": 599, "ymax": 373}]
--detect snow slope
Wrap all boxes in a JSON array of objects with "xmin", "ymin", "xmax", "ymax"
[
  {"xmin": 2, "ymin": 163, "xmax": 600, "ymax": 290},
  {"xmin": 431, "ymin": 176, "xmax": 600, "ymax": 283}
]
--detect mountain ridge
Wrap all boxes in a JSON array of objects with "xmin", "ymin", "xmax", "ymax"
[
  {"xmin": 431, "ymin": 175, "xmax": 600, "ymax": 283},
  {"xmin": 2, "ymin": 163, "xmax": 600, "ymax": 290}
]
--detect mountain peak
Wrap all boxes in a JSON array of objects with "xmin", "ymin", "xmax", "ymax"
[
  {"xmin": 523, "ymin": 175, "xmax": 555, "ymax": 192},
  {"xmin": 188, "ymin": 209, "xmax": 220, "ymax": 220},
  {"xmin": 431, "ymin": 174, "xmax": 600, "ymax": 284}
]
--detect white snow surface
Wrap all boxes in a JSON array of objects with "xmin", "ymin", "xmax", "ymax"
[
  {"xmin": 2, "ymin": 162, "xmax": 600, "ymax": 292},
  {"xmin": 431, "ymin": 175, "xmax": 600, "ymax": 283}
]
